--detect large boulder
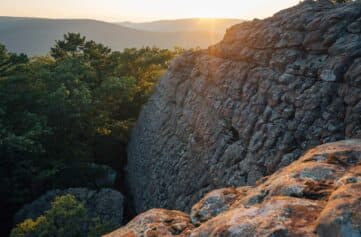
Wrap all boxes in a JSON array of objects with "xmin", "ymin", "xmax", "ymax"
[
  {"xmin": 127, "ymin": 0, "xmax": 361, "ymax": 213},
  {"xmin": 106, "ymin": 140, "xmax": 361, "ymax": 237},
  {"xmin": 14, "ymin": 188, "xmax": 124, "ymax": 227}
]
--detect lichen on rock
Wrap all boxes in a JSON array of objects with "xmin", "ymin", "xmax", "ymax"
[
  {"xmin": 106, "ymin": 140, "xmax": 361, "ymax": 237},
  {"xmin": 103, "ymin": 209, "xmax": 194, "ymax": 237}
]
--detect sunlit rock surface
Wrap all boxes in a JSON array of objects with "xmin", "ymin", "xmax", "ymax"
[
  {"xmin": 106, "ymin": 140, "xmax": 361, "ymax": 237},
  {"xmin": 127, "ymin": 0, "xmax": 361, "ymax": 213},
  {"xmin": 104, "ymin": 209, "xmax": 194, "ymax": 237}
]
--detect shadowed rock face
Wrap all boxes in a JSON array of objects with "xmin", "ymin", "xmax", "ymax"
[
  {"xmin": 126, "ymin": 0, "xmax": 361, "ymax": 213},
  {"xmin": 106, "ymin": 140, "xmax": 361, "ymax": 237}
]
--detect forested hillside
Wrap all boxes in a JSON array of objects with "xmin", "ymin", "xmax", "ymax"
[{"xmin": 0, "ymin": 33, "xmax": 182, "ymax": 236}]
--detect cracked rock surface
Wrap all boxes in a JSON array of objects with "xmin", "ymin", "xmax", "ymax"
[
  {"xmin": 104, "ymin": 209, "xmax": 194, "ymax": 237},
  {"xmin": 127, "ymin": 0, "xmax": 361, "ymax": 213},
  {"xmin": 106, "ymin": 140, "xmax": 361, "ymax": 237}
]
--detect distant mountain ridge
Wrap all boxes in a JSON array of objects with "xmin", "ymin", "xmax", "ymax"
[
  {"xmin": 0, "ymin": 17, "xmax": 242, "ymax": 55},
  {"xmin": 118, "ymin": 18, "xmax": 243, "ymax": 33}
]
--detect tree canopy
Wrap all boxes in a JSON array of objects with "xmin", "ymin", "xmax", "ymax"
[{"xmin": 0, "ymin": 33, "xmax": 183, "ymax": 235}]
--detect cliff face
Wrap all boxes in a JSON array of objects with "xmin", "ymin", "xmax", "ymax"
[
  {"xmin": 127, "ymin": 0, "xmax": 361, "ymax": 213},
  {"xmin": 107, "ymin": 140, "xmax": 361, "ymax": 237}
]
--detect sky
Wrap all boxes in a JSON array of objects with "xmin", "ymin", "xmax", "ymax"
[{"xmin": 0, "ymin": 0, "xmax": 300, "ymax": 22}]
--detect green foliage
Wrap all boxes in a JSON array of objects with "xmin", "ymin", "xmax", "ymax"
[
  {"xmin": 10, "ymin": 195, "xmax": 114, "ymax": 237},
  {"xmin": 0, "ymin": 33, "xmax": 182, "ymax": 235},
  {"xmin": 1, "ymin": 33, "xmax": 180, "ymax": 162},
  {"xmin": 10, "ymin": 217, "xmax": 47, "ymax": 237},
  {"xmin": 0, "ymin": 44, "xmax": 28, "ymax": 77},
  {"xmin": 50, "ymin": 33, "xmax": 86, "ymax": 59}
]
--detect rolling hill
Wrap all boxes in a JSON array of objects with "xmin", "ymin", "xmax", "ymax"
[
  {"xmin": 118, "ymin": 18, "xmax": 242, "ymax": 33},
  {"xmin": 0, "ymin": 17, "xmax": 241, "ymax": 55}
]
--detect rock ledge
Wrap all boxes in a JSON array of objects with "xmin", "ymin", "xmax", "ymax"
[{"xmin": 106, "ymin": 140, "xmax": 361, "ymax": 237}]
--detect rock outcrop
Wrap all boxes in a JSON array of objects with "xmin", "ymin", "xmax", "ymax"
[
  {"xmin": 106, "ymin": 140, "xmax": 361, "ymax": 237},
  {"xmin": 15, "ymin": 188, "xmax": 124, "ymax": 227},
  {"xmin": 104, "ymin": 209, "xmax": 194, "ymax": 237},
  {"xmin": 127, "ymin": 0, "xmax": 361, "ymax": 213}
]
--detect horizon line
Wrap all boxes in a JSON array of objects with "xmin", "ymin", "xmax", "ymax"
[{"xmin": 0, "ymin": 15, "xmax": 247, "ymax": 23}]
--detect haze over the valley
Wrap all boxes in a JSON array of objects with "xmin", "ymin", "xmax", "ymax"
[
  {"xmin": 0, "ymin": 17, "xmax": 242, "ymax": 55},
  {"xmin": 1, "ymin": 0, "xmax": 300, "ymax": 22},
  {"xmin": 0, "ymin": 0, "xmax": 300, "ymax": 55}
]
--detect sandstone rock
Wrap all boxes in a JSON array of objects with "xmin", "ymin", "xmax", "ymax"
[
  {"xmin": 109, "ymin": 140, "xmax": 361, "ymax": 237},
  {"xmin": 104, "ymin": 209, "xmax": 194, "ymax": 237},
  {"xmin": 127, "ymin": 1, "xmax": 361, "ymax": 213},
  {"xmin": 315, "ymin": 182, "xmax": 361, "ymax": 237},
  {"xmin": 191, "ymin": 197, "xmax": 323, "ymax": 237},
  {"xmin": 15, "ymin": 188, "xmax": 124, "ymax": 227},
  {"xmin": 192, "ymin": 140, "xmax": 361, "ymax": 237},
  {"xmin": 190, "ymin": 187, "xmax": 250, "ymax": 226}
]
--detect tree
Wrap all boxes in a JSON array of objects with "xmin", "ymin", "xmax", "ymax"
[
  {"xmin": 0, "ymin": 44, "xmax": 28, "ymax": 77},
  {"xmin": 50, "ymin": 33, "xmax": 86, "ymax": 59},
  {"xmin": 0, "ymin": 54, "xmax": 48, "ymax": 154},
  {"xmin": 40, "ymin": 57, "xmax": 94, "ymax": 161},
  {"xmin": 83, "ymin": 40, "xmax": 112, "ymax": 85}
]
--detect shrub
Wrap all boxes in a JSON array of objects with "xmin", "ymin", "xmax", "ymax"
[{"xmin": 10, "ymin": 195, "xmax": 114, "ymax": 237}]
